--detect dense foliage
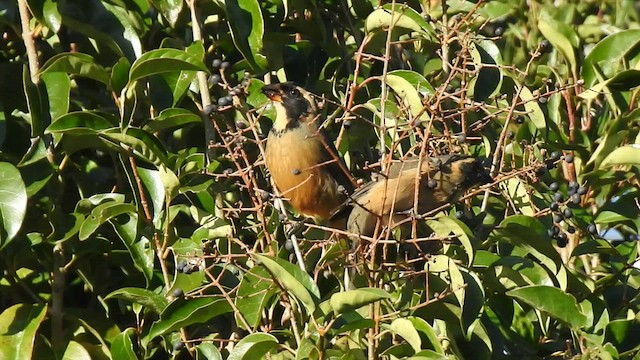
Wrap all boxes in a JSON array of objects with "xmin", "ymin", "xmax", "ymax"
[{"xmin": 1, "ymin": 0, "xmax": 640, "ymax": 359}]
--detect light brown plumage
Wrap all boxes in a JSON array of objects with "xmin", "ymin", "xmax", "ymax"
[
  {"xmin": 262, "ymin": 82, "xmax": 354, "ymax": 221},
  {"xmin": 344, "ymin": 155, "xmax": 492, "ymax": 237}
]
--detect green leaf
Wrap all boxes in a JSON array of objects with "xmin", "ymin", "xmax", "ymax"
[
  {"xmin": 40, "ymin": 53, "xmax": 110, "ymax": 85},
  {"xmin": 469, "ymin": 38, "xmax": 503, "ymax": 101},
  {"xmin": 137, "ymin": 167, "xmax": 165, "ymax": 223},
  {"xmin": 128, "ymin": 48, "xmax": 208, "ymax": 84},
  {"xmin": 600, "ymin": 145, "xmax": 640, "ymax": 167},
  {"xmin": 235, "ymin": 266, "xmax": 276, "ymax": 330},
  {"xmin": 254, "ymin": 254, "xmax": 319, "ymax": 312},
  {"xmin": 227, "ymin": 333, "xmax": 278, "ymax": 360},
  {"xmin": 366, "ymin": 4, "xmax": 434, "ymax": 37},
  {"xmin": 426, "ymin": 217, "xmax": 474, "ymax": 265},
  {"xmin": 23, "ymin": 64, "xmax": 47, "ymax": 137},
  {"xmin": 329, "ymin": 288, "xmax": 391, "ymax": 315},
  {"xmin": 151, "ymin": 0, "xmax": 183, "ymax": 28},
  {"xmin": 582, "ymin": 29, "xmax": 640, "ymax": 87},
  {"xmin": 41, "ymin": 72, "xmax": 70, "ymax": 121},
  {"xmin": 604, "ymin": 318, "xmax": 640, "ymax": 353},
  {"xmin": 506, "ymin": 285, "xmax": 588, "ymax": 329},
  {"xmin": 519, "ymin": 85, "xmax": 546, "ymax": 129},
  {"xmin": 110, "ymin": 213, "xmax": 154, "ymax": 284},
  {"xmin": 0, "ymin": 163, "xmax": 27, "ymax": 248},
  {"xmin": 110, "ymin": 328, "xmax": 137, "ymax": 360},
  {"xmin": 46, "ymin": 112, "xmax": 115, "ymax": 135},
  {"xmin": 538, "ymin": 16, "xmax": 578, "ymax": 74},
  {"xmin": 78, "ymin": 202, "xmax": 137, "ymax": 240},
  {"xmin": 61, "ymin": 341, "xmax": 92, "ymax": 360},
  {"xmin": 197, "ymin": 342, "xmax": 223, "ymax": 360},
  {"xmin": 406, "ymin": 317, "xmax": 444, "ymax": 354},
  {"xmin": 387, "ymin": 318, "xmax": 421, "ymax": 353},
  {"xmin": 106, "ymin": 287, "xmax": 168, "ymax": 314},
  {"xmin": 144, "ymin": 297, "xmax": 232, "ymax": 346},
  {"xmin": 501, "ymin": 178, "xmax": 533, "ymax": 216},
  {"xmin": 144, "ymin": 108, "xmax": 201, "ymax": 132},
  {"xmin": 386, "ymin": 70, "xmax": 434, "ymax": 121},
  {"xmin": 226, "ymin": 0, "xmax": 267, "ymax": 72},
  {"xmin": 0, "ymin": 304, "xmax": 47, "ymax": 360},
  {"xmin": 98, "ymin": 128, "xmax": 169, "ymax": 166}
]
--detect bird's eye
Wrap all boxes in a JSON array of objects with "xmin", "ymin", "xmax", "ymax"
[{"xmin": 290, "ymin": 88, "xmax": 300, "ymax": 96}]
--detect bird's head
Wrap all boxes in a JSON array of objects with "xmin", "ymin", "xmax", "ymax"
[
  {"xmin": 261, "ymin": 82, "xmax": 318, "ymax": 131},
  {"xmin": 454, "ymin": 156, "xmax": 493, "ymax": 188}
]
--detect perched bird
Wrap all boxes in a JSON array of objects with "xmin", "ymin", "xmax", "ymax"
[
  {"xmin": 262, "ymin": 82, "xmax": 354, "ymax": 222},
  {"xmin": 343, "ymin": 154, "xmax": 492, "ymax": 238}
]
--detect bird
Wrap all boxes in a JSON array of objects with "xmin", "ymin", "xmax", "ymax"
[
  {"xmin": 262, "ymin": 82, "xmax": 354, "ymax": 222},
  {"xmin": 342, "ymin": 154, "xmax": 493, "ymax": 238}
]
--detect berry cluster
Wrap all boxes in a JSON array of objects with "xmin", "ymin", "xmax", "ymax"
[
  {"xmin": 203, "ymin": 58, "xmax": 251, "ymax": 116},
  {"xmin": 176, "ymin": 259, "xmax": 199, "ymax": 275}
]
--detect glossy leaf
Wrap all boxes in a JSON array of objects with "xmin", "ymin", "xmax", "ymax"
[
  {"xmin": 582, "ymin": 29, "xmax": 640, "ymax": 87},
  {"xmin": 128, "ymin": 48, "xmax": 208, "ymax": 84},
  {"xmin": 46, "ymin": 112, "xmax": 114, "ymax": 135},
  {"xmin": 227, "ymin": 333, "xmax": 278, "ymax": 360},
  {"xmin": 0, "ymin": 163, "xmax": 27, "ymax": 248},
  {"xmin": 40, "ymin": 53, "xmax": 110, "ymax": 85},
  {"xmin": 0, "ymin": 304, "xmax": 47, "ymax": 360},
  {"xmin": 226, "ymin": 0, "xmax": 267, "ymax": 72},
  {"xmin": 329, "ymin": 288, "xmax": 391, "ymax": 314},
  {"xmin": 507, "ymin": 285, "xmax": 588, "ymax": 328},
  {"xmin": 235, "ymin": 266, "xmax": 276, "ymax": 330},
  {"xmin": 145, "ymin": 297, "xmax": 233, "ymax": 345},
  {"xmin": 254, "ymin": 254, "xmax": 319, "ymax": 312},
  {"xmin": 110, "ymin": 328, "xmax": 137, "ymax": 360},
  {"xmin": 105, "ymin": 287, "xmax": 168, "ymax": 314}
]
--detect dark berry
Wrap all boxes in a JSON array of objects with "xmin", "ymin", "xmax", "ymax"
[
  {"xmin": 540, "ymin": 39, "xmax": 551, "ymax": 52},
  {"xmin": 292, "ymin": 169, "xmax": 301, "ymax": 175},
  {"xmin": 587, "ymin": 223, "xmax": 597, "ymax": 235},
  {"xmin": 236, "ymin": 121, "xmax": 248, "ymax": 129},
  {"xmin": 423, "ymin": 14, "xmax": 432, "ymax": 22},
  {"xmin": 456, "ymin": 133, "xmax": 467, "ymax": 143},
  {"xmin": 208, "ymin": 74, "xmax": 221, "ymax": 86},
  {"xmin": 261, "ymin": 191, "xmax": 270, "ymax": 201},
  {"xmin": 553, "ymin": 192, "xmax": 563, "ymax": 202},
  {"xmin": 494, "ymin": 27, "xmax": 504, "ymax": 36},
  {"xmin": 571, "ymin": 193, "xmax": 581, "ymax": 205},
  {"xmin": 537, "ymin": 167, "xmax": 547, "ymax": 176},
  {"xmin": 563, "ymin": 208, "xmax": 573, "ymax": 218},
  {"xmin": 172, "ymin": 288, "xmax": 184, "ymax": 297},
  {"xmin": 284, "ymin": 240, "xmax": 294, "ymax": 252},
  {"xmin": 507, "ymin": 130, "xmax": 515, "ymax": 140},
  {"xmin": 172, "ymin": 340, "xmax": 184, "ymax": 351},
  {"xmin": 567, "ymin": 186, "xmax": 577, "ymax": 196},
  {"xmin": 211, "ymin": 58, "xmax": 222, "ymax": 68},
  {"xmin": 549, "ymin": 182, "xmax": 559, "ymax": 191},
  {"xmin": 567, "ymin": 225, "xmax": 576, "ymax": 234},
  {"xmin": 455, "ymin": 210, "xmax": 464, "ymax": 219},
  {"xmin": 204, "ymin": 104, "xmax": 217, "ymax": 116},
  {"xmin": 577, "ymin": 186, "xmax": 588, "ymax": 195},
  {"xmin": 516, "ymin": 115, "xmax": 525, "ymax": 124},
  {"xmin": 550, "ymin": 202, "xmax": 559, "ymax": 211},
  {"xmin": 427, "ymin": 179, "xmax": 437, "ymax": 189},
  {"xmin": 550, "ymin": 151, "xmax": 561, "ymax": 161},
  {"xmin": 343, "ymin": 120, "xmax": 352, "ymax": 129},
  {"xmin": 557, "ymin": 238, "xmax": 567, "ymax": 248},
  {"xmin": 218, "ymin": 96, "xmax": 232, "ymax": 107},
  {"xmin": 220, "ymin": 61, "xmax": 230, "ymax": 70},
  {"xmin": 565, "ymin": 154, "xmax": 574, "ymax": 163},
  {"xmin": 547, "ymin": 228, "xmax": 555, "ymax": 237},
  {"xmin": 539, "ymin": 96, "xmax": 548, "ymax": 104},
  {"xmin": 568, "ymin": 181, "xmax": 579, "ymax": 190},
  {"xmin": 183, "ymin": 265, "xmax": 193, "ymax": 274},
  {"xmin": 553, "ymin": 213, "xmax": 563, "ymax": 223}
]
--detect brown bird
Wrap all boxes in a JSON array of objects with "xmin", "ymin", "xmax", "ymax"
[
  {"xmin": 343, "ymin": 155, "xmax": 492, "ymax": 238},
  {"xmin": 262, "ymin": 82, "xmax": 354, "ymax": 222}
]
